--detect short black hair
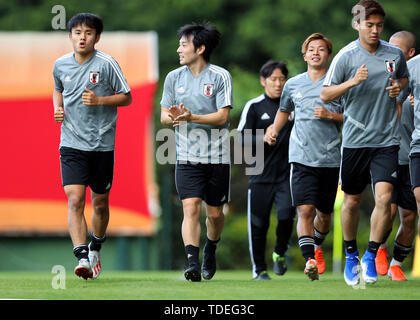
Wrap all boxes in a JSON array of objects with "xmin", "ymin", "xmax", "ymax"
[
  {"xmin": 352, "ymin": 0, "xmax": 386, "ymax": 22},
  {"xmin": 177, "ymin": 22, "xmax": 221, "ymax": 62},
  {"xmin": 67, "ymin": 13, "xmax": 104, "ymax": 35},
  {"xmin": 260, "ymin": 60, "xmax": 289, "ymax": 79}
]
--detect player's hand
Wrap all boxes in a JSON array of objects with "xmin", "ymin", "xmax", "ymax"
[
  {"xmin": 409, "ymin": 94, "xmax": 414, "ymax": 107},
  {"xmin": 386, "ymin": 78, "xmax": 401, "ymax": 98},
  {"xmin": 264, "ymin": 125, "xmax": 277, "ymax": 146},
  {"xmin": 54, "ymin": 106, "xmax": 64, "ymax": 123},
  {"xmin": 314, "ymin": 106, "xmax": 331, "ymax": 120},
  {"xmin": 352, "ymin": 64, "xmax": 368, "ymax": 86},
  {"xmin": 82, "ymin": 88, "xmax": 99, "ymax": 106},
  {"xmin": 173, "ymin": 103, "xmax": 191, "ymax": 126}
]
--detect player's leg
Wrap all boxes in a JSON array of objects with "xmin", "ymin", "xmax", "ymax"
[
  {"xmin": 88, "ymin": 191, "xmax": 110, "ymax": 279},
  {"xmin": 388, "ymin": 207, "xmax": 416, "ymax": 280},
  {"xmin": 201, "ymin": 163, "xmax": 230, "ymax": 280},
  {"xmin": 290, "ymin": 163, "xmax": 319, "ymax": 280},
  {"xmin": 361, "ymin": 146, "xmax": 398, "ymax": 284},
  {"xmin": 248, "ymin": 184, "xmax": 274, "ymax": 280},
  {"xmin": 313, "ymin": 166, "xmax": 339, "ymax": 274},
  {"xmin": 175, "ymin": 161, "xmax": 206, "ymax": 282},
  {"xmin": 60, "ymin": 147, "xmax": 92, "ymax": 279},
  {"xmin": 272, "ymin": 180, "xmax": 295, "ymax": 276},
  {"xmin": 182, "ymin": 197, "xmax": 203, "ymax": 281},
  {"xmin": 340, "ymin": 147, "xmax": 371, "ymax": 285},
  {"xmin": 378, "ymin": 165, "xmax": 408, "ymax": 276},
  {"xmin": 87, "ymin": 150, "xmax": 114, "ymax": 279},
  {"xmin": 313, "ymin": 210, "xmax": 330, "ymax": 274}
]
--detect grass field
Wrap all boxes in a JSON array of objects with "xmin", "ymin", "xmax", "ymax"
[{"xmin": 0, "ymin": 270, "xmax": 419, "ymax": 300}]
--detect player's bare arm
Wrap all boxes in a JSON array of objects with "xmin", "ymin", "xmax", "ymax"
[
  {"xmin": 53, "ymin": 89, "xmax": 64, "ymax": 123},
  {"xmin": 314, "ymin": 106, "xmax": 343, "ymax": 123},
  {"xmin": 172, "ymin": 103, "xmax": 230, "ymax": 127},
  {"xmin": 321, "ymin": 64, "xmax": 368, "ymax": 102},
  {"xmin": 263, "ymin": 110, "xmax": 289, "ymax": 146},
  {"xmin": 82, "ymin": 88, "xmax": 132, "ymax": 106}
]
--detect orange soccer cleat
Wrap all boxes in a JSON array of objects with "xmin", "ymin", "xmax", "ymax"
[
  {"xmin": 314, "ymin": 248, "xmax": 325, "ymax": 274},
  {"xmin": 388, "ymin": 265, "xmax": 408, "ymax": 281},
  {"xmin": 375, "ymin": 247, "xmax": 388, "ymax": 276}
]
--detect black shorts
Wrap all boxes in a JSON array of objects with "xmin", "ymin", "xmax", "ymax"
[
  {"xmin": 249, "ymin": 182, "xmax": 296, "ymax": 222},
  {"xmin": 59, "ymin": 146, "xmax": 114, "ymax": 194},
  {"xmin": 175, "ymin": 161, "xmax": 230, "ymax": 206},
  {"xmin": 340, "ymin": 146, "xmax": 398, "ymax": 195},
  {"xmin": 410, "ymin": 153, "xmax": 420, "ymax": 191},
  {"xmin": 391, "ymin": 164, "xmax": 416, "ymax": 211},
  {"xmin": 290, "ymin": 162, "xmax": 339, "ymax": 214}
]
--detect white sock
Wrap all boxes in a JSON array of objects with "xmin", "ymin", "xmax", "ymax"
[{"xmin": 390, "ymin": 258, "xmax": 402, "ymax": 267}]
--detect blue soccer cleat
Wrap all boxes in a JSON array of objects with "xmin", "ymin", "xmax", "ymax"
[
  {"xmin": 361, "ymin": 251, "xmax": 377, "ymax": 284},
  {"xmin": 344, "ymin": 249, "xmax": 360, "ymax": 286}
]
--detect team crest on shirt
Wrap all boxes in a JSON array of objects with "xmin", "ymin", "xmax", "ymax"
[
  {"xmin": 203, "ymin": 84, "xmax": 214, "ymax": 97},
  {"xmin": 384, "ymin": 60, "xmax": 395, "ymax": 74},
  {"xmin": 89, "ymin": 71, "xmax": 100, "ymax": 84}
]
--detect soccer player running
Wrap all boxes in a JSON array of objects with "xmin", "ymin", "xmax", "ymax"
[
  {"xmin": 160, "ymin": 23, "xmax": 232, "ymax": 282},
  {"xmin": 238, "ymin": 60, "xmax": 296, "ymax": 280},
  {"xmin": 265, "ymin": 33, "xmax": 343, "ymax": 281},
  {"xmin": 321, "ymin": 0, "xmax": 409, "ymax": 285},
  {"xmin": 53, "ymin": 13, "xmax": 132, "ymax": 280},
  {"xmin": 375, "ymin": 31, "xmax": 417, "ymax": 281}
]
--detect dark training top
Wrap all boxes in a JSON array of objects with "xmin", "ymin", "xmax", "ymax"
[{"xmin": 238, "ymin": 94, "xmax": 294, "ymax": 184}]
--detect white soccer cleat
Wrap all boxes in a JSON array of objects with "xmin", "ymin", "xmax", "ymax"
[
  {"xmin": 88, "ymin": 250, "xmax": 102, "ymax": 279},
  {"xmin": 74, "ymin": 258, "xmax": 92, "ymax": 280}
]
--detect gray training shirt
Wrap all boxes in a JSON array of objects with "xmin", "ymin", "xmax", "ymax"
[
  {"xmin": 405, "ymin": 55, "xmax": 420, "ymax": 155},
  {"xmin": 160, "ymin": 64, "xmax": 233, "ymax": 164},
  {"xmin": 397, "ymin": 57, "xmax": 416, "ymax": 165},
  {"xmin": 279, "ymin": 72, "xmax": 343, "ymax": 168},
  {"xmin": 53, "ymin": 50, "xmax": 131, "ymax": 152},
  {"xmin": 324, "ymin": 39, "xmax": 409, "ymax": 148}
]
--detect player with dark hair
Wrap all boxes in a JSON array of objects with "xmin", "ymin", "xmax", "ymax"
[
  {"xmin": 266, "ymin": 33, "xmax": 343, "ymax": 281},
  {"xmin": 321, "ymin": 0, "xmax": 409, "ymax": 285},
  {"xmin": 160, "ymin": 22, "xmax": 232, "ymax": 282},
  {"xmin": 53, "ymin": 13, "xmax": 132, "ymax": 280},
  {"xmin": 238, "ymin": 60, "xmax": 295, "ymax": 280}
]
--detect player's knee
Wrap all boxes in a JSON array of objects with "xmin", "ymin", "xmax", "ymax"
[
  {"xmin": 93, "ymin": 201, "xmax": 109, "ymax": 215},
  {"xmin": 401, "ymin": 211, "xmax": 416, "ymax": 229},
  {"xmin": 375, "ymin": 191, "xmax": 392, "ymax": 208},
  {"xmin": 67, "ymin": 196, "xmax": 85, "ymax": 213},
  {"xmin": 297, "ymin": 206, "xmax": 314, "ymax": 220}
]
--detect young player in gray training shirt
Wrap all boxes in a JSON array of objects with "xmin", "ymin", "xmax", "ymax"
[
  {"xmin": 266, "ymin": 33, "xmax": 343, "ymax": 281},
  {"xmin": 160, "ymin": 23, "xmax": 232, "ymax": 282},
  {"xmin": 321, "ymin": 0, "xmax": 409, "ymax": 286},
  {"xmin": 53, "ymin": 13, "xmax": 131, "ymax": 280}
]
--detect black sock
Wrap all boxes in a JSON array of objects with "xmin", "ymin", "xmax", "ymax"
[
  {"xmin": 380, "ymin": 228, "xmax": 392, "ymax": 245},
  {"xmin": 298, "ymin": 236, "xmax": 315, "ymax": 261},
  {"xmin": 344, "ymin": 239, "xmax": 358, "ymax": 254},
  {"xmin": 314, "ymin": 228, "xmax": 329, "ymax": 246},
  {"xmin": 393, "ymin": 241, "xmax": 412, "ymax": 263},
  {"xmin": 73, "ymin": 244, "xmax": 89, "ymax": 260},
  {"xmin": 367, "ymin": 241, "xmax": 380, "ymax": 255},
  {"xmin": 204, "ymin": 237, "xmax": 219, "ymax": 253},
  {"xmin": 89, "ymin": 233, "xmax": 106, "ymax": 251},
  {"xmin": 185, "ymin": 245, "xmax": 200, "ymax": 267}
]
